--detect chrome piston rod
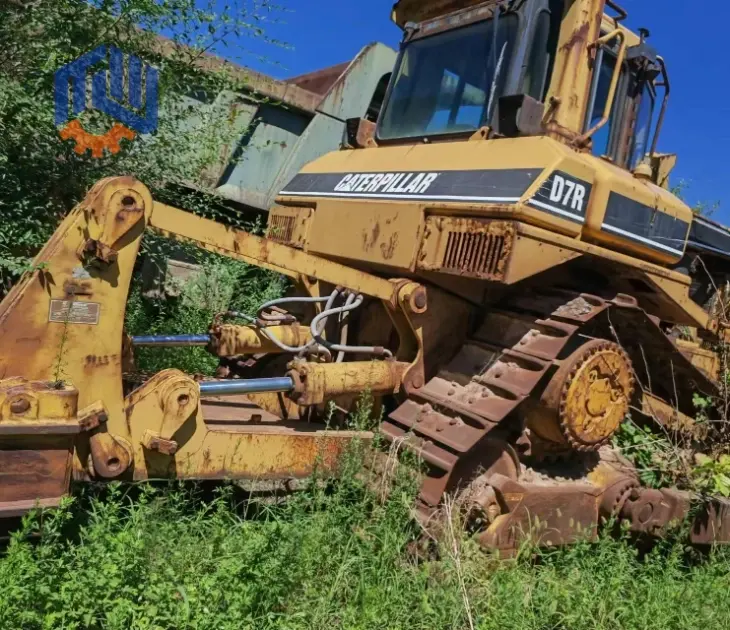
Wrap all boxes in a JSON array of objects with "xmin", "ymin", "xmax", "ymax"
[
  {"xmin": 132, "ymin": 334, "xmax": 211, "ymax": 347},
  {"xmin": 198, "ymin": 377, "xmax": 294, "ymax": 396}
]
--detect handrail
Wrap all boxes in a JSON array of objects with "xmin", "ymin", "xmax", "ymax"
[
  {"xmin": 605, "ymin": 0, "xmax": 628, "ymax": 23},
  {"xmin": 650, "ymin": 55, "xmax": 670, "ymax": 158},
  {"xmin": 578, "ymin": 29, "xmax": 627, "ymax": 145}
]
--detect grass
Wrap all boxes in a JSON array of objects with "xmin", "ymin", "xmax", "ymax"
[
  {"xmin": 125, "ymin": 244, "xmax": 287, "ymax": 377},
  {"xmin": 5, "ymin": 241, "xmax": 727, "ymax": 629},
  {"xmin": 2, "ymin": 438, "xmax": 730, "ymax": 630}
]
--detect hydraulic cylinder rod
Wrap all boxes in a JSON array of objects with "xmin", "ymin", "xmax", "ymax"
[
  {"xmin": 132, "ymin": 334, "xmax": 210, "ymax": 347},
  {"xmin": 198, "ymin": 377, "xmax": 295, "ymax": 396}
]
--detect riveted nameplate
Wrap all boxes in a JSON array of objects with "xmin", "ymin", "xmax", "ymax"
[{"xmin": 48, "ymin": 300, "xmax": 101, "ymax": 325}]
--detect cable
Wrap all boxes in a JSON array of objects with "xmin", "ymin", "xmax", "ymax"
[
  {"xmin": 310, "ymin": 294, "xmax": 393, "ymax": 358},
  {"xmin": 257, "ymin": 295, "xmax": 334, "ymax": 323},
  {"xmin": 336, "ymin": 292, "xmax": 357, "ymax": 363}
]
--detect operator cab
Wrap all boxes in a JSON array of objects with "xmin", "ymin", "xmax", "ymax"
[{"xmin": 379, "ymin": 0, "xmax": 667, "ymax": 177}]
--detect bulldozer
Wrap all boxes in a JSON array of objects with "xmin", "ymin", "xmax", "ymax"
[{"xmin": 3, "ymin": 0, "xmax": 730, "ymax": 552}]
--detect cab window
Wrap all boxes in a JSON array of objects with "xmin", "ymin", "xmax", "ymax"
[
  {"xmin": 522, "ymin": 11, "xmax": 553, "ymax": 101},
  {"xmin": 628, "ymin": 81, "xmax": 656, "ymax": 169},
  {"xmin": 585, "ymin": 51, "xmax": 625, "ymax": 158}
]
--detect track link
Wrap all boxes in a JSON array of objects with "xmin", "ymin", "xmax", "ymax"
[
  {"xmin": 382, "ymin": 289, "xmax": 722, "ymax": 535},
  {"xmin": 382, "ymin": 290, "xmax": 611, "ymax": 510}
]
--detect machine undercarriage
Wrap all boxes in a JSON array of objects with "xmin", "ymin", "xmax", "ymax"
[
  {"xmin": 4, "ymin": 0, "xmax": 730, "ymax": 554},
  {"xmin": 1, "ymin": 177, "xmax": 729, "ymax": 553}
]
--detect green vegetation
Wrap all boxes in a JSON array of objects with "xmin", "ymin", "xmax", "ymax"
[
  {"xmin": 2, "ymin": 439, "xmax": 730, "ymax": 630},
  {"xmin": 125, "ymin": 251, "xmax": 286, "ymax": 376},
  {"xmin": 0, "ymin": 0, "xmax": 278, "ymax": 291},
  {"xmin": 2, "ymin": 3, "xmax": 730, "ymax": 630}
]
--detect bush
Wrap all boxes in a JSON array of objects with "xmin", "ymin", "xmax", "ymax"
[{"xmin": 0, "ymin": 0, "xmax": 280, "ymax": 291}]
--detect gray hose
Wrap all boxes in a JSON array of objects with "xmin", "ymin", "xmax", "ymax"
[
  {"xmin": 336, "ymin": 292, "xmax": 357, "ymax": 363},
  {"xmin": 311, "ymin": 294, "xmax": 393, "ymax": 358},
  {"xmin": 258, "ymin": 289, "xmax": 340, "ymax": 357},
  {"xmin": 257, "ymin": 295, "xmax": 334, "ymax": 323}
]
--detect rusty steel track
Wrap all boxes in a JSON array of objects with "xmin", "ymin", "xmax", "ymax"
[
  {"xmin": 382, "ymin": 290, "xmax": 612, "ymax": 510},
  {"xmin": 380, "ymin": 289, "xmax": 723, "ymax": 543}
]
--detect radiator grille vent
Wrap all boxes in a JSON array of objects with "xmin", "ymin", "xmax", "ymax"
[
  {"xmin": 268, "ymin": 215, "xmax": 296, "ymax": 244},
  {"xmin": 442, "ymin": 231, "xmax": 506, "ymax": 277}
]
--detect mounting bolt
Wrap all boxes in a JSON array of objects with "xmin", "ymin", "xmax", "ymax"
[{"xmin": 10, "ymin": 399, "xmax": 30, "ymax": 414}]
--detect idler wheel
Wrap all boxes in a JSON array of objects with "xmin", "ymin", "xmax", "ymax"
[{"xmin": 527, "ymin": 340, "xmax": 635, "ymax": 451}]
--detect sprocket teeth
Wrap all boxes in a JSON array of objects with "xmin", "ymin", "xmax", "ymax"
[
  {"xmin": 58, "ymin": 120, "xmax": 136, "ymax": 157},
  {"xmin": 557, "ymin": 340, "xmax": 634, "ymax": 452}
]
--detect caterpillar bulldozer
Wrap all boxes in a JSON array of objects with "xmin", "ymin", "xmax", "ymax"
[{"xmin": 4, "ymin": 0, "xmax": 730, "ymax": 552}]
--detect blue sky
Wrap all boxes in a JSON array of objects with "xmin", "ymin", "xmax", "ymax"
[{"xmin": 233, "ymin": 0, "xmax": 727, "ymax": 221}]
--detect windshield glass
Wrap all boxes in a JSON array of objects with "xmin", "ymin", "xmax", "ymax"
[
  {"xmin": 378, "ymin": 15, "xmax": 519, "ymax": 141},
  {"xmin": 629, "ymin": 82, "xmax": 655, "ymax": 169},
  {"xmin": 586, "ymin": 51, "xmax": 622, "ymax": 158}
]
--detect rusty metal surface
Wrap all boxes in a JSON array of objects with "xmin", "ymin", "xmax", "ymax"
[
  {"xmin": 287, "ymin": 61, "xmax": 351, "ymax": 96},
  {"xmin": 691, "ymin": 497, "xmax": 730, "ymax": 545},
  {"xmin": 391, "ymin": 0, "xmax": 498, "ymax": 30},
  {"xmin": 89, "ymin": 432, "xmax": 133, "ymax": 478},
  {"xmin": 209, "ymin": 323, "xmax": 312, "ymax": 357},
  {"xmin": 0, "ymin": 445, "xmax": 73, "ymax": 514},
  {"xmin": 639, "ymin": 392, "xmax": 700, "ymax": 436},
  {"xmin": 544, "ymin": 0, "xmax": 604, "ymax": 140},
  {"xmin": 201, "ymin": 394, "xmax": 284, "ymax": 426},
  {"xmin": 478, "ymin": 474, "xmax": 602, "ymax": 553},
  {"xmin": 529, "ymin": 339, "xmax": 635, "ymax": 451},
  {"xmin": 618, "ymin": 487, "xmax": 690, "ymax": 535},
  {"xmin": 600, "ymin": 298, "xmax": 718, "ymax": 416},
  {"xmin": 380, "ymin": 286, "xmax": 730, "ymax": 551},
  {"xmin": 287, "ymin": 360, "xmax": 407, "ymax": 407},
  {"xmin": 344, "ymin": 117, "xmax": 378, "ymax": 150},
  {"xmin": 212, "ymin": 43, "xmax": 396, "ymax": 212},
  {"xmin": 418, "ymin": 218, "xmax": 515, "ymax": 281},
  {"xmin": 382, "ymin": 290, "xmax": 611, "ymax": 509}
]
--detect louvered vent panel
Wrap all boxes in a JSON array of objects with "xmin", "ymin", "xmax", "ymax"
[
  {"xmin": 442, "ymin": 231, "xmax": 506, "ymax": 277},
  {"xmin": 268, "ymin": 215, "xmax": 296, "ymax": 244}
]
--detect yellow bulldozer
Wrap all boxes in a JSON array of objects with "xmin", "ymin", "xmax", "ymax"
[{"xmin": 3, "ymin": 0, "xmax": 730, "ymax": 552}]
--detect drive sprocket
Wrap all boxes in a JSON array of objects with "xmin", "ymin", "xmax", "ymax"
[{"xmin": 528, "ymin": 339, "xmax": 635, "ymax": 452}]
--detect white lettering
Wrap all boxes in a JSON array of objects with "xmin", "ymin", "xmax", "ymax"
[
  {"xmin": 365, "ymin": 174, "xmax": 383, "ymax": 192},
  {"xmin": 333, "ymin": 172, "xmax": 445, "ymax": 196},
  {"xmin": 549, "ymin": 175, "xmax": 565, "ymax": 203},
  {"xmin": 347, "ymin": 175, "xmax": 364, "ymax": 192},
  {"xmin": 334, "ymin": 174, "xmax": 352, "ymax": 192},
  {"xmin": 562, "ymin": 180, "xmax": 576, "ymax": 207},
  {"xmin": 403, "ymin": 174, "xmax": 425, "ymax": 194},
  {"xmin": 356, "ymin": 174, "xmax": 374, "ymax": 192},
  {"xmin": 375, "ymin": 173, "xmax": 395, "ymax": 191},
  {"xmin": 385, "ymin": 173, "xmax": 405, "ymax": 192},
  {"xmin": 572, "ymin": 184, "xmax": 586, "ymax": 211},
  {"xmin": 417, "ymin": 173, "xmax": 440, "ymax": 193},
  {"xmin": 393, "ymin": 173, "xmax": 414, "ymax": 193}
]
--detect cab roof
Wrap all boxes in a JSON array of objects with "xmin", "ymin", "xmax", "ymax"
[{"xmin": 392, "ymin": 0, "xmax": 642, "ymax": 47}]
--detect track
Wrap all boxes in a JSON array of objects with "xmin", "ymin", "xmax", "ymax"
[{"xmin": 380, "ymin": 289, "xmax": 727, "ymax": 551}]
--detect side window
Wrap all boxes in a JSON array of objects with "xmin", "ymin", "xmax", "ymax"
[
  {"xmin": 366, "ymin": 73, "xmax": 392, "ymax": 122},
  {"xmin": 585, "ymin": 51, "xmax": 624, "ymax": 157},
  {"xmin": 628, "ymin": 82, "xmax": 655, "ymax": 169},
  {"xmin": 522, "ymin": 11, "xmax": 552, "ymax": 101}
]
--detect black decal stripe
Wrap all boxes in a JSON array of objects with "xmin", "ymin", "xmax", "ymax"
[
  {"xmin": 531, "ymin": 170, "xmax": 593, "ymax": 220},
  {"xmin": 687, "ymin": 216, "xmax": 730, "ymax": 258},
  {"xmin": 602, "ymin": 192, "xmax": 689, "ymax": 256},
  {"xmin": 526, "ymin": 199, "xmax": 585, "ymax": 223},
  {"xmin": 280, "ymin": 168, "xmax": 542, "ymax": 202}
]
